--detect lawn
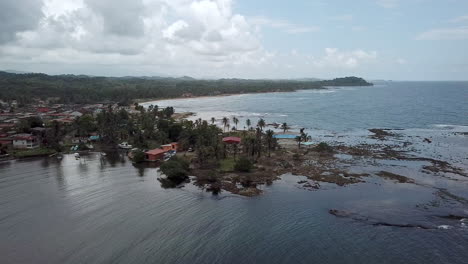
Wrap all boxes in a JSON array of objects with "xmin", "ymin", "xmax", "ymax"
[
  {"xmin": 13, "ymin": 148, "xmax": 57, "ymax": 158},
  {"xmin": 219, "ymin": 158, "xmax": 236, "ymax": 172}
]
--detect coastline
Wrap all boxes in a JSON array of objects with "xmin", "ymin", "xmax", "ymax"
[{"xmin": 135, "ymin": 89, "xmax": 323, "ymax": 105}]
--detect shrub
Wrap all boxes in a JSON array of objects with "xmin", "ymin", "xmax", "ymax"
[
  {"xmin": 234, "ymin": 157, "xmax": 253, "ymax": 172},
  {"xmin": 132, "ymin": 150, "xmax": 146, "ymax": 163},
  {"xmin": 314, "ymin": 142, "xmax": 333, "ymax": 153},
  {"xmin": 160, "ymin": 157, "xmax": 190, "ymax": 184}
]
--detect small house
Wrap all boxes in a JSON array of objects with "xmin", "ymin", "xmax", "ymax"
[
  {"xmin": 145, "ymin": 149, "xmax": 167, "ymax": 162},
  {"xmin": 13, "ymin": 134, "xmax": 39, "ymax": 149},
  {"xmin": 161, "ymin": 142, "xmax": 179, "ymax": 152},
  {"xmin": 222, "ymin": 137, "xmax": 241, "ymax": 144}
]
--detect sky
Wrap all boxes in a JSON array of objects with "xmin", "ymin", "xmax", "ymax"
[{"xmin": 0, "ymin": 0, "xmax": 468, "ymax": 80}]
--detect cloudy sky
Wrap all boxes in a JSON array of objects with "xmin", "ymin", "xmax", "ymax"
[{"xmin": 1, "ymin": 0, "xmax": 467, "ymax": 80}]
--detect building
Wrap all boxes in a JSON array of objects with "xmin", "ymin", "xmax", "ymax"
[
  {"xmin": 145, "ymin": 148, "xmax": 167, "ymax": 162},
  {"xmin": 13, "ymin": 134, "xmax": 39, "ymax": 149},
  {"xmin": 0, "ymin": 133, "xmax": 12, "ymax": 147},
  {"xmin": 222, "ymin": 137, "xmax": 241, "ymax": 144},
  {"xmin": 161, "ymin": 142, "xmax": 179, "ymax": 152},
  {"xmin": 145, "ymin": 143, "xmax": 179, "ymax": 162}
]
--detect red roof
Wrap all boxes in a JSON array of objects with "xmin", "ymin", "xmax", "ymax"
[
  {"xmin": 37, "ymin": 107, "xmax": 50, "ymax": 113},
  {"xmin": 223, "ymin": 136, "xmax": 241, "ymax": 144},
  {"xmin": 14, "ymin": 134, "xmax": 36, "ymax": 140},
  {"xmin": 145, "ymin": 149, "xmax": 168, "ymax": 155}
]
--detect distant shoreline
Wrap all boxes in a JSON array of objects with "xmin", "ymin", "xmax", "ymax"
[{"xmin": 135, "ymin": 89, "xmax": 324, "ymax": 105}]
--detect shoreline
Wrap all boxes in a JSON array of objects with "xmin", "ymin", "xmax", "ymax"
[{"xmin": 135, "ymin": 89, "xmax": 323, "ymax": 105}]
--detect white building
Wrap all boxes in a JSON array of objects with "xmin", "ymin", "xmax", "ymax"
[{"xmin": 13, "ymin": 134, "xmax": 39, "ymax": 149}]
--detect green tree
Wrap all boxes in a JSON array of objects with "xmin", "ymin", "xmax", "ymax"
[
  {"xmin": 265, "ymin": 129, "xmax": 276, "ymax": 157},
  {"xmin": 246, "ymin": 119, "xmax": 251, "ymax": 130},
  {"xmin": 281, "ymin": 122, "xmax": 289, "ymax": 133},
  {"xmin": 232, "ymin": 117, "xmax": 239, "ymax": 130},
  {"xmin": 222, "ymin": 117, "xmax": 229, "ymax": 132},
  {"xmin": 257, "ymin": 118, "xmax": 266, "ymax": 131}
]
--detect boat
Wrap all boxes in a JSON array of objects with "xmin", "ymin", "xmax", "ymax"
[{"xmin": 118, "ymin": 142, "xmax": 133, "ymax": 149}]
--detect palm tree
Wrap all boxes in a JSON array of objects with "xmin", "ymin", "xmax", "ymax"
[
  {"xmin": 257, "ymin": 118, "xmax": 266, "ymax": 131},
  {"xmin": 222, "ymin": 117, "xmax": 229, "ymax": 132},
  {"xmin": 265, "ymin": 129, "xmax": 275, "ymax": 157},
  {"xmin": 232, "ymin": 117, "xmax": 239, "ymax": 130},
  {"xmin": 211, "ymin": 117, "xmax": 216, "ymax": 125},
  {"xmin": 295, "ymin": 135, "xmax": 302, "ymax": 149},
  {"xmin": 281, "ymin": 122, "xmax": 289, "ymax": 133},
  {"xmin": 246, "ymin": 119, "xmax": 251, "ymax": 130}
]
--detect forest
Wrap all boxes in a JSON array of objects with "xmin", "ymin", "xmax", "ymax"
[{"xmin": 0, "ymin": 71, "xmax": 372, "ymax": 105}]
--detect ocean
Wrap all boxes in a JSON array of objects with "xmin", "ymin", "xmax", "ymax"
[
  {"xmin": 146, "ymin": 81, "xmax": 468, "ymax": 132},
  {"xmin": 1, "ymin": 81, "xmax": 467, "ymax": 263}
]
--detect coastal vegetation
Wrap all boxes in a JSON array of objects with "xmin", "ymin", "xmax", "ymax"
[{"xmin": 0, "ymin": 71, "xmax": 372, "ymax": 104}]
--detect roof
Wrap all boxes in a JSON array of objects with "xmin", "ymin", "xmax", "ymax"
[
  {"xmin": 223, "ymin": 136, "xmax": 241, "ymax": 143},
  {"xmin": 37, "ymin": 107, "xmax": 50, "ymax": 113},
  {"xmin": 13, "ymin": 133, "xmax": 36, "ymax": 140},
  {"xmin": 145, "ymin": 148, "xmax": 168, "ymax": 155},
  {"xmin": 273, "ymin": 134, "xmax": 298, "ymax": 139}
]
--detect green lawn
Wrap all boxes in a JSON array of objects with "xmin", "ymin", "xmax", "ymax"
[
  {"xmin": 219, "ymin": 158, "xmax": 236, "ymax": 172},
  {"xmin": 13, "ymin": 148, "xmax": 57, "ymax": 158}
]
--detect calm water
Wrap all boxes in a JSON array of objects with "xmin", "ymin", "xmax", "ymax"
[
  {"xmin": 1, "ymin": 154, "xmax": 467, "ymax": 264},
  {"xmin": 148, "ymin": 81, "xmax": 468, "ymax": 132},
  {"xmin": 2, "ymin": 82, "xmax": 468, "ymax": 264}
]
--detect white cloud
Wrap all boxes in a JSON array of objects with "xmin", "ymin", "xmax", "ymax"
[
  {"xmin": 416, "ymin": 26, "xmax": 468, "ymax": 40},
  {"xmin": 250, "ymin": 16, "xmax": 320, "ymax": 34},
  {"xmin": 0, "ymin": 0, "xmax": 380, "ymax": 78},
  {"xmin": 0, "ymin": 0, "xmax": 267, "ymax": 74},
  {"xmin": 311, "ymin": 48, "xmax": 377, "ymax": 69}
]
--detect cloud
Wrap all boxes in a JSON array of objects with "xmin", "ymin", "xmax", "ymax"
[
  {"xmin": 376, "ymin": 0, "xmax": 398, "ymax": 8},
  {"xmin": 416, "ymin": 26, "xmax": 468, "ymax": 40},
  {"xmin": 1, "ymin": 0, "xmax": 264, "ymax": 70},
  {"xmin": 84, "ymin": 0, "xmax": 145, "ymax": 37},
  {"xmin": 0, "ymin": 0, "xmax": 44, "ymax": 44},
  {"xmin": 250, "ymin": 16, "xmax": 320, "ymax": 34},
  {"xmin": 311, "ymin": 48, "xmax": 377, "ymax": 69}
]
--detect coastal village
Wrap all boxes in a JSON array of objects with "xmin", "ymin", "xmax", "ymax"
[{"xmin": 1, "ymin": 97, "xmax": 467, "ymax": 202}]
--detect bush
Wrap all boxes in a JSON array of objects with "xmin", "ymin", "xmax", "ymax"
[
  {"xmin": 314, "ymin": 142, "xmax": 333, "ymax": 153},
  {"xmin": 234, "ymin": 157, "xmax": 253, "ymax": 172},
  {"xmin": 160, "ymin": 157, "xmax": 190, "ymax": 184},
  {"xmin": 132, "ymin": 150, "xmax": 146, "ymax": 163}
]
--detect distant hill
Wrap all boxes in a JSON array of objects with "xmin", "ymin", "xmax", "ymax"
[{"xmin": 0, "ymin": 71, "xmax": 372, "ymax": 105}]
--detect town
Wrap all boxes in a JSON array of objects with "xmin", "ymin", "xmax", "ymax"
[{"xmin": 0, "ymin": 97, "xmax": 317, "ymax": 196}]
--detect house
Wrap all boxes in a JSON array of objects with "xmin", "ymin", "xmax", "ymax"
[
  {"xmin": 145, "ymin": 148, "xmax": 167, "ymax": 162},
  {"xmin": 161, "ymin": 142, "xmax": 179, "ymax": 152},
  {"xmin": 13, "ymin": 134, "xmax": 39, "ymax": 149},
  {"xmin": 0, "ymin": 133, "xmax": 12, "ymax": 147},
  {"xmin": 145, "ymin": 143, "xmax": 179, "ymax": 162},
  {"xmin": 70, "ymin": 111, "xmax": 83, "ymax": 118},
  {"xmin": 222, "ymin": 137, "xmax": 241, "ymax": 144}
]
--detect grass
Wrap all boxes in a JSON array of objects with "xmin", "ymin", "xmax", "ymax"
[
  {"xmin": 219, "ymin": 158, "xmax": 236, "ymax": 172},
  {"xmin": 13, "ymin": 148, "xmax": 57, "ymax": 158}
]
